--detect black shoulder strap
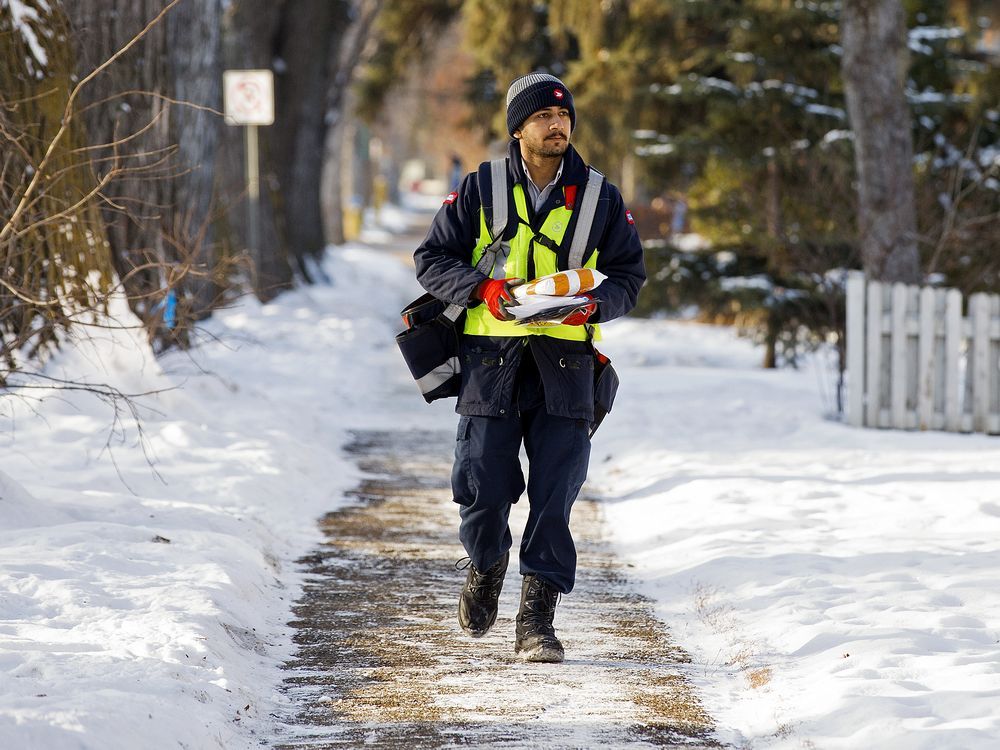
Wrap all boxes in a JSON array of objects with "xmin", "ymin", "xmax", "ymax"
[{"xmin": 477, "ymin": 159, "xmax": 509, "ymax": 245}]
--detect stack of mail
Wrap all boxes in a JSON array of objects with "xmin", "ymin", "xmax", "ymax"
[{"xmin": 508, "ymin": 269, "xmax": 607, "ymax": 325}]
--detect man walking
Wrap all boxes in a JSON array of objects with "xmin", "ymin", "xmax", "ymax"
[{"xmin": 413, "ymin": 73, "xmax": 644, "ymax": 662}]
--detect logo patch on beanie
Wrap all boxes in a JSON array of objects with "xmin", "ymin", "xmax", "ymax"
[
  {"xmin": 553, "ymin": 88, "xmax": 564, "ymax": 100},
  {"xmin": 443, "ymin": 191, "xmax": 458, "ymax": 205},
  {"xmin": 625, "ymin": 209, "xmax": 635, "ymax": 225}
]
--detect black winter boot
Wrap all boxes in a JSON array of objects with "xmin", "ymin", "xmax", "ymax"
[
  {"xmin": 514, "ymin": 574, "xmax": 564, "ymax": 663},
  {"xmin": 457, "ymin": 551, "xmax": 509, "ymax": 637}
]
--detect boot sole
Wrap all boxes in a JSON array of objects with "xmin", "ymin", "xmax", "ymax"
[
  {"xmin": 458, "ymin": 604, "xmax": 498, "ymax": 638},
  {"xmin": 515, "ymin": 644, "xmax": 564, "ymax": 663},
  {"xmin": 460, "ymin": 623, "xmax": 493, "ymax": 638}
]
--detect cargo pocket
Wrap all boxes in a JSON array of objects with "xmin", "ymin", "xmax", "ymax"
[
  {"xmin": 540, "ymin": 351, "xmax": 595, "ymax": 420},
  {"xmin": 457, "ymin": 340, "xmax": 509, "ymax": 414},
  {"xmin": 451, "ymin": 416, "xmax": 477, "ymax": 506}
]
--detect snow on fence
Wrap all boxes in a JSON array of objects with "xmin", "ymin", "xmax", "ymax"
[{"xmin": 846, "ymin": 271, "xmax": 1000, "ymax": 434}]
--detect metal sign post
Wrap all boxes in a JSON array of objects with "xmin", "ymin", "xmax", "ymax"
[{"xmin": 223, "ymin": 70, "xmax": 274, "ymax": 277}]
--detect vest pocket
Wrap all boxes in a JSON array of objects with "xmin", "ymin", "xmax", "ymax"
[
  {"xmin": 457, "ymin": 340, "xmax": 517, "ymax": 415},
  {"xmin": 533, "ymin": 345, "xmax": 595, "ymax": 420}
]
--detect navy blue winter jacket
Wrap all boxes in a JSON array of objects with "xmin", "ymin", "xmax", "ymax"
[{"xmin": 413, "ymin": 140, "xmax": 645, "ymax": 421}]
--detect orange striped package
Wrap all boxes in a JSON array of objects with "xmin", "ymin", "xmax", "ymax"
[{"xmin": 511, "ymin": 269, "xmax": 607, "ymax": 300}]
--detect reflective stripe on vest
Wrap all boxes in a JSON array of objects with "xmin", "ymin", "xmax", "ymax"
[{"xmin": 464, "ymin": 182, "xmax": 600, "ymax": 342}]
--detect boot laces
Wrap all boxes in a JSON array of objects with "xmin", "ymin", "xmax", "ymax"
[
  {"xmin": 520, "ymin": 577, "xmax": 560, "ymax": 634},
  {"xmin": 456, "ymin": 556, "xmax": 505, "ymax": 599}
]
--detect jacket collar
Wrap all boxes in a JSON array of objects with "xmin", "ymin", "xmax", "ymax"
[{"xmin": 507, "ymin": 139, "xmax": 589, "ymax": 187}]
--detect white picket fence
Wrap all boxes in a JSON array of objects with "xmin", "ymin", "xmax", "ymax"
[{"xmin": 846, "ymin": 271, "xmax": 1000, "ymax": 434}]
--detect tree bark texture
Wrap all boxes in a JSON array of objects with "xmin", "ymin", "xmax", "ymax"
[
  {"xmin": 321, "ymin": 0, "xmax": 382, "ymax": 247},
  {"xmin": 221, "ymin": 0, "xmax": 359, "ymax": 296},
  {"xmin": 67, "ymin": 0, "xmax": 225, "ymax": 345},
  {"xmin": 166, "ymin": 0, "xmax": 224, "ymax": 319},
  {"xmin": 66, "ymin": 0, "xmax": 374, "ymax": 314},
  {"xmin": 67, "ymin": 0, "xmax": 170, "ymax": 325},
  {"xmin": 841, "ymin": 0, "xmax": 921, "ymax": 284},
  {"xmin": 272, "ymin": 0, "xmax": 351, "ymax": 271}
]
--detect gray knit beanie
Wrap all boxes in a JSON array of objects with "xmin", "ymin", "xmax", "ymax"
[{"xmin": 505, "ymin": 73, "xmax": 576, "ymax": 136}]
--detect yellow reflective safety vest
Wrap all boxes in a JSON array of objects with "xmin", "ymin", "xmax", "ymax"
[{"xmin": 464, "ymin": 182, "xmax": 600, "ymax": 342}]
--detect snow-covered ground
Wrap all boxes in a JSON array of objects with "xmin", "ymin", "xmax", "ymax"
[
  {"xmin": 2, "ymin": 202, "xmax": 999, "ymax": 749},
  {"xmin": 0, "ymin": 206, "xmax": 452, "ymax": 749},
  {"xmin": 591, "ymin": 321, "xmax": 1000, "ymax": 749}
]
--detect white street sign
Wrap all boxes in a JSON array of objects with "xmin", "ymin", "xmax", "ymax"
[{"xmin": 223, "ymin": 69, "xmax": 274, "ymax": 126}]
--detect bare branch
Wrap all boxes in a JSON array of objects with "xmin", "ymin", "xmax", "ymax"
[
  {"xmin": 0, "ymin": 0, "xmax": 184, "ymax": 243},
  {"xmin": 75, "ymin": 88, "xmax": 225, "ymax": 121}
]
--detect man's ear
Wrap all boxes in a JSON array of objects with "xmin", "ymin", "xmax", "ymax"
[{"xmin": 513, "ymin": 130, "xmax": 522, "ymax": 139}]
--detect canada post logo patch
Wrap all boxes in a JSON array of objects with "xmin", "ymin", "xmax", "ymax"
[
  {"xmin": 554, "ymin": 88, "xmax": 564, "ymax": 100},
  {"xmin": 443, "ymin": 191, "xmax": 458, "ymax": 205},
  {"xmin": 625, "ymin": 209, "xmax": 635, "ymax": 225}
]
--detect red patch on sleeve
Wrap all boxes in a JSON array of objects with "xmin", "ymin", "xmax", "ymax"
[
  {"xmin": 443, "ymin": 191, "xmax": 458, "ymax": 205},
  {"xmin": 625, "ymin": 209, "xmax": 635, "ymax": 225}
]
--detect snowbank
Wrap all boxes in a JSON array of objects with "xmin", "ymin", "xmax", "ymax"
[
  {"xmin": 0, "ymin": 237, "xmax": 440, "ymax": 749},
  {"xmin": 591, "ymin": 318, "xmax": 1000, "ymax": 749}
]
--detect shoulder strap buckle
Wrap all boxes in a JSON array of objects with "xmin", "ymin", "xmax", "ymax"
[
  {"xmin": 471, "ymin": 159, "xmax": 605, "ymax": 285},
  {"xmin": 472, "ymin": 158, "xmax": 511, "ymax": 281}
]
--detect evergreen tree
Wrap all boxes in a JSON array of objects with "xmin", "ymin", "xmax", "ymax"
[
  {"xmin": 358, "ymin": 0, "xmax": 998, "ymax": 368},
  {"xmin": 461, "ymin": 0, "xmax": 561, "ymax": 138},
  {"xmin": 905, "ymin": 0, "xmax": 1000, "ymax": 293}
]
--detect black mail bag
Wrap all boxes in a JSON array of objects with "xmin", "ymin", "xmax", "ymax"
[{"xmin": 395, "ymin": 293, "xmax": 463, "ymax": 403}]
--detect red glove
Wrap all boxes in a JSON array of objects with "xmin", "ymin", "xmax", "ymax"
[
  {"xmin": 474, "ymin": 277, "xmax": 523, "ymax": 321},
  {"xmin": 561, "ymin": 294, "xmax": 597, "ymax": 326}
]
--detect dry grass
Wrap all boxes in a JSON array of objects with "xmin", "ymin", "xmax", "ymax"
[{"xmin": 746, "ymin": 667, "xmax": 773, "ymax": 690}]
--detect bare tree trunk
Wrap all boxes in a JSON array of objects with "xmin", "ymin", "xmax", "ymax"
[
  {"xmin": 271, "ymin": 0, "xmax": 351, "ymax": 274},
  {"xmin": 166, "ymin": 0, "xmax": 224, "ymax": 321},
  {"xmin": 765, "ymin": 154, "xmax": 783, "ymax": 241},
  {"xmin": 841, "ymin": 0, "xmax": 921, "ymax": 284},
  {"xmin": 322, "ymin": 116, "xmax": 349, "ymax": 247},
  {"xmin": 68, "ymin": 0, "xmax": 171, "ymax": 332},
  {"xmin": 222, "ymin": 0, "xmax": 371, "ymax": 294},
  {"xmin": 68, "ymin": 0, "xmax": 226, "ymax": 347}
]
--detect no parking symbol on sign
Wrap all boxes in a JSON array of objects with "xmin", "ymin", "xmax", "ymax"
[
  {"xmin": 223, "ymin": 70, "xmax": 274, "ymax": 126},
  {"xmin": 223, "ymin": 69, "xmax": 274, "ymax": 264}
]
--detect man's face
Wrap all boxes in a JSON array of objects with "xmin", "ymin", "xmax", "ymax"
[{"xmin": 514, "ymin": 106, "xmax": 572, "ymax": 158}]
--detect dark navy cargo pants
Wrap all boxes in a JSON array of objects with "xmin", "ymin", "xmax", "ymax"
[{"xmin": 451, "ymin": 353, "xmax": 591, "ymax": 594}]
